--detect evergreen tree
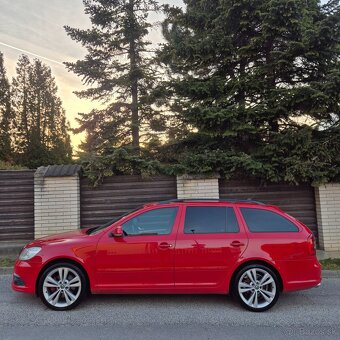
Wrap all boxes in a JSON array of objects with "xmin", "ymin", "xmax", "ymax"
[
  {"xmin": 12, "ymin": 55, "xmax": 72, "ymax": 168},
  {"xmin": 159, "ymin": 0, "xmax": 340, "ymax": 184},
  {"xmin": 0, "ymin": 52, "xmax": 12, "ymax": 161},
  {"xmin": 64, "ymin": 0, "xmax": 165, "ymax": 157}
]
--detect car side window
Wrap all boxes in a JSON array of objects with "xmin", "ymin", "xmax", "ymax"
[
  {"xmin": 122, "ymin": 207, "xmax": 178, "ymax": 236},
  {"xmin": 240, "ymin": 208, "xmax": 299, "ymax": 232},
  {"xmin": 184, "ymin": 206, "xmax": 239, "ymax": 234}
]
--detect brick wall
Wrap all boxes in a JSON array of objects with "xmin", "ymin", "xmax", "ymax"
[
  {"xmin": 34, "ymin": 176, "xmax": 80, "ymax": 238},
  {"xmin": 315, "ymin": 183, "xmax": 340, "ymax": 251},
  {"xmin": 177, "ymin": 176, "xmax": 219, "ymax": 199}
]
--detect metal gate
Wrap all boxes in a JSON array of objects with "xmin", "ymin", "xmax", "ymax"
[
  {"xmin": 80, "ymin": 175, "xmax": 177, "ymax": 228},
  {"xmin": 219, "ymin": 179, "xmax": 318, "ymax": 239},
  {"xmin": 0, "ymin": 170, "xmax": 35, "ymax": 241}
]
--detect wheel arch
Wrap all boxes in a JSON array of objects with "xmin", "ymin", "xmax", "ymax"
[
  {"xmin": 229, "ymin": 259, "xmax": 284, "ymax": 294},
  {"xmin": 35, "ymin": 257, "xmax": 91, "ymax": 296}
]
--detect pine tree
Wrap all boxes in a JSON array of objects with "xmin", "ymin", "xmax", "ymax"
[
  {"xmin": 0, "ymin": 52, "xmax": 12, "ymax": 161},
  {"xmin": 12, "ymin": 55, "xmax": 72, "ymax": 168},
  {"xmin": 159, "ymin": 0, "xmax": 340, "ymax": 184},
  {"xmin": 11, "ymin": 55, "xmax": 32, "ymax": 158},
  {"xmin": 64, "ymin": 0, "xmax": 164, "ymax": 157}
]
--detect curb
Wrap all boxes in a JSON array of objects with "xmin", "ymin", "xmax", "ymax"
[
  {"xmin": 0, "ymin": 267, "xmax": 12, "ymax": 275},
  {"xmin": 322, "ymin": 270, "xmax": 340, "ymax": 278},
  {"xmin": 0, "ymin": 267, "xmax": 340, "ymax": 278}
]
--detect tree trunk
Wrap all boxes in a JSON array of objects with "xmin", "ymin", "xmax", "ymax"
[
  {"xmin": 131, "ymin": 76, "xmax": 139, "ymax": 150},
  {"xmin": 266, "ymin": 43, "xmax": 279, "ymax": 133},
  {"xmin": 128, "ymin": 0, "xmax": 141, "ymax": 175},
  {"xmin": 128, "ymin": 0, "xmax": 140, "ymax": 152}
]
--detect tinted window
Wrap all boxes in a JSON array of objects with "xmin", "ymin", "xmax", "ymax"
[
  {"xmin": 122, "ymin": 207, "xmax": 178, "ymax": 236},
  {"xmin": 184, "ymin": 207, "xmax": 239, "ymax": 234},
  {"xmin": 240, "ymin": 208, "xmax": 298, "ymax": 232}
]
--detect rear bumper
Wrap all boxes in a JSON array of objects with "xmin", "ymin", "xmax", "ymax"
[
  {"xmin": 280, "ymin": 257, "xmax": 322, "ymax": 292},
  {"xmin": 11, "ymin": 259, "xmax": 41, "ymax": 294}
]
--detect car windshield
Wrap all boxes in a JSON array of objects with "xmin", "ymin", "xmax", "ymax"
[{"xmin": 87, "ymin": 206, "xmax": 143, "ymax": 235}]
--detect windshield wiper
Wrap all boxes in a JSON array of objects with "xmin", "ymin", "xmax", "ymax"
[{"xmin": 86, "ymin": 227, "xmax": 99, "ymax": 235}]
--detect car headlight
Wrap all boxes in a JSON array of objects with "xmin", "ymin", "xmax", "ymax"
[{"xmin": 19, "ymin": 247, "xmax": 42, "ymax": 260}]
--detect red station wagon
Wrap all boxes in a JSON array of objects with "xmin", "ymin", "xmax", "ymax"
[{"xmin": 12, "ymin": 199, "xmax": 321, "ymax": 312}]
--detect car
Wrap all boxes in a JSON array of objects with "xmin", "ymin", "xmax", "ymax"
[{"xmin": 12, "ymin": 199, "xmax": 321, "ymax": 312}]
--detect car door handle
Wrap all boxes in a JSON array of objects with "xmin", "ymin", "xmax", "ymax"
[
  {"xmin": 158, "ymin": 242, "xmax": 173, "ymax": 249},
  {"xmin": 231, "ymin": 241, "xmax": 245, "ymax": 247}
]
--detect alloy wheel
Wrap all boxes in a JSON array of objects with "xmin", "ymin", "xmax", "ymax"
[
  {"xmin": 234, "ymin": 264, "xmax": 279, "ymax": 312},
  {"xmin": 42, "ymin": 266, "xmax": 82, "ymax": 309}
]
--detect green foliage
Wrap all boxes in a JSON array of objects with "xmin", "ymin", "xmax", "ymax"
[
  {"xmin": 320, "ymin": 258, "xmax": 340, "ymax": 270},
  {"xmin": 11, "ymin": 55, "xmax": 72, "ymax": 168},
  {"xmin": 81, "ymin": 145, "xmax": 166, "ymax": 186},
  {"xmin": 155, "ymin": 0, "xmax": 340, "ymax": 184},
  {"xmin": 0, "ymin": 258, "xmax": 15, "ymax": 267},
  {"xmin": 0, "ymin": 160, "xmax": 27, "ymax": 170}
]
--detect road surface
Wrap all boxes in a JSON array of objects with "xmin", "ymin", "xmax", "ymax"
[{"xmin": 0, "ymin": 274, "xmax": 339, "ymax": 339}]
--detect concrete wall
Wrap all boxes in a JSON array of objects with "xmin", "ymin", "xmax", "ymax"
[
  {"xmin": 34, "ymin": 175, "xmax": 80, "ymax": 238},
  {"xmin": 315, "ymin": 183, "xmax": 340, "ymax": 251}
]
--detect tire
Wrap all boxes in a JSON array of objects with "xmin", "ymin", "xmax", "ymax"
[
  {"xmin": 233, "ymin": 264, "xmax": 280, "ymax": 312},
  {"xmin": 38, "ymin": 262, "xmax": 87, "ymax": 311}
]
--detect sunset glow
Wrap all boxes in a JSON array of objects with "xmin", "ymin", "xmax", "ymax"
[{"xmin": 0, "ymin": 0, "xmax": 183, "ymax": 150}]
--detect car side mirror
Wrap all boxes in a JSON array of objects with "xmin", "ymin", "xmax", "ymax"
[{"xmin": 112, "ymin": 225, "xmax": 124, "ymax": 238}]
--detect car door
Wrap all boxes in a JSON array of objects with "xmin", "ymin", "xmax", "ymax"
[
  {"xmin": 95, "ymin": 205, "xmax": 180, "ymax": 292},
  {"xmin": 174, "ymin": 204, "xmax": 248, "ymax": 291}
]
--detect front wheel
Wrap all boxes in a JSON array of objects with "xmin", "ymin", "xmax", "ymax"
[
  {"xmin": 38, "ymin": 262, "xmax": 87, "ymax": 311},
  {"xmin": 233, "ymin": 264, "xmax": 280, "ymax": 312}
]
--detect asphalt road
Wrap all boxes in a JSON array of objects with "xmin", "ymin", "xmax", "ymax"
[{"xmin": 0, "ymin": 274, "xmax": 339, "ymax": 340}]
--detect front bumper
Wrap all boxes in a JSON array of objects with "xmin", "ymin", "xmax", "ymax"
[{"xmin": 11, "ymin": 259, "xmax": 42, "ymax": 294}]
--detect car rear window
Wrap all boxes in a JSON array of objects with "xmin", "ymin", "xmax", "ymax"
[
  {"xmin": 184, "ymin": 206, "xmax": 239, "ymax": 234},
  {"xmin": 240, "ymin": 208, "xmax": 299, "ymax": 232}
]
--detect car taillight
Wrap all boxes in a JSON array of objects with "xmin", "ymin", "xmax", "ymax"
[{"xmin": 307, "ymin": 234, "xmax": 316, "ymax": 255}]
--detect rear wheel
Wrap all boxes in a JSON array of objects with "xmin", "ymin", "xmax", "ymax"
[
  {"xmin": 38, "ymin": 262, "xmax": 87, "ymax": 311},
  {"xmin": 233, "ymin": 264, "xmax": 280, "ymax": 312}
]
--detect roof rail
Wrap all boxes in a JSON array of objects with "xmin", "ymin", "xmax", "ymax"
[{"xmin": 158, "ymin": 198, "xmax": 265, "ymax": 205}]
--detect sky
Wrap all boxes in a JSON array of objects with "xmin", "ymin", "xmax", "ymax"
[
  {"xmin": 0, "ymin": 0, "xmax": 328, "ymax": 149},
  {"xmin": 0, "ymin": 0, "xmax": 183, "ymax": 149}
]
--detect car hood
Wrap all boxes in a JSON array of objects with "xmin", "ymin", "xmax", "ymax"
[{"xmin": 27, "ymin": 228, "xmax": 92, "ymax": 247}]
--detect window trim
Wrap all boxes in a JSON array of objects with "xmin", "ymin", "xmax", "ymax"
[
  {"xmin": 183, "ymin": 205, "xmax": 240, "ymax": 235},
  {"xmin": 239, "ymin": 207, "xmax": 300, "ymax": 233}
]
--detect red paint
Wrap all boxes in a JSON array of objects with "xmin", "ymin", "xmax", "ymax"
[{"xmin": 12, "ymin": 201, "xmax": 321, "ymax": 298}]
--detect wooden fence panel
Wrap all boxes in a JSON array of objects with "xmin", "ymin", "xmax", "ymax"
[
  {"xmin": 80, "ymin": 175, "xmax": 177, "ymax": 228},
  {"xmin": 219, "ymin": 179, "xmax": 318, "ymax": 239},
  {"xmin": 0, "ymin": 170, "xmax": 35, "ymax": 241}
]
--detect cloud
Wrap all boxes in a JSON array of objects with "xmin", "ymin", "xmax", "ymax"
[{"xmin": 0, "ymin": 41, "xmax": 63, "ymax": 65}]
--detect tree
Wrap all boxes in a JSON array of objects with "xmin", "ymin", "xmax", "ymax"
[
  {"xmin": 159, "ymin": 0, "xmax": 340, "ymax": 184},
  {"xmin": 12, "ymin": 55, "xmax": 72, "ymax": 168},
  {"xmin": 0, "ymin": 52, "xmax": 12, "ymax": 161},
  {"xmin": 64, "ymin": 0, "xmax": 167, "ymax": 158}
]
